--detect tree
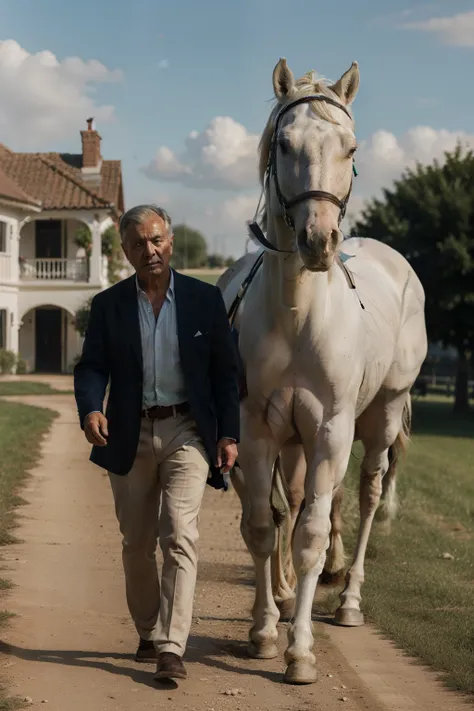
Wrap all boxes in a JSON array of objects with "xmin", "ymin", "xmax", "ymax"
[
  {"xmin": 74, "ymin": 296, "xmax": 94, "ymax": 338},
  {"xmin": 208, "ymin": 253, "xmax": 226, "ymax": 268},
  {"xmin": 74, "ymin": 223, "xmax": 124, "ymax": 283},
  {"xmin": 101, "ymin": 224, "xmax": 124, "ymax": 284},
  {"xmin": 171, "ymin": 224, "xmax": 208, "ymax": 269},
  {"xmin": 352, "ymin": 144, "xmax": 474, "ymax": 413}
]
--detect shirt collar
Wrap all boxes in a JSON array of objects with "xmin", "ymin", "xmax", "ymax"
[{"xmin": 135, "ymin": 268, "xmax": 175, "ymax": 301}]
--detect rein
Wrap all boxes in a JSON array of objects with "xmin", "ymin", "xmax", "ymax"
[{"xmin": 248, "ymin": 93, "xmax": 357, "ymax": 255}]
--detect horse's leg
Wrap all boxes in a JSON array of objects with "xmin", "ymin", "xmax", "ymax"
[
  {"xmin": 272, "ymin": 442, "xmax": 306, "ymax": 620},
  {"xmin": 284, "ymin": 412, "xmax": 354, "ymax": 684},
  {"xmin": 237, "ymin": 421, "xmax": 281, "ymax": 659},
  {"xmin": 334, "ymin": 392, "xmax": 410, "ymax": 626},
  {"xmin": 320, "ymin": 484, "xmax": 346, "ymax": 585}
]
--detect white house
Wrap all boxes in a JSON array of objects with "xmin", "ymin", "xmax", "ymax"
[{"xmin": 0, "ymin": 119, "xmax": 125, "ymax": 373}]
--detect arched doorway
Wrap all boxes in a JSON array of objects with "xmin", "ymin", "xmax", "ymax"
[
  {"xmin": 19, "ymin": 304, "xmax": 76, "ymax": 373},
  {"xmin": 35, "ymin": 306, "xmax": 62, "ymax": 372}
]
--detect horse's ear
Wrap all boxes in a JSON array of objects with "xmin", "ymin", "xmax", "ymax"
[
  {"xmin": 273, "ymin": 58, "xmax": 295, "ymax": 99},
  {"xmin": 329, "ymin": 61, "xmax": 360, "ymax": 105}
]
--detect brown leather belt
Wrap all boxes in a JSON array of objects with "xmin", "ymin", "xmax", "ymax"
[{"xmin": 142, "ymin": 402, "xmax": 190, "ymax": 420}]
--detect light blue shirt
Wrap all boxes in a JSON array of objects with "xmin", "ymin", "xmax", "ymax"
[{"xmin": 136, "ymin": 270, "xmax": 188, "ymax": 408}]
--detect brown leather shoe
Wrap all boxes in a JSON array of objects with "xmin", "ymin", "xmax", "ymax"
[
  {"xmin": 135, "ymin": 638, "xmax": 157, "ymax": 663},
  {"xmin": 154, "ymin": 652, "xmax": 187, "ymax": 681}
]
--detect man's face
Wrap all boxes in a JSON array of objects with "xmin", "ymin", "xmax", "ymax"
[{"xmin": 122, "ymin": 214, "xmax": 173, "ymax": 282}]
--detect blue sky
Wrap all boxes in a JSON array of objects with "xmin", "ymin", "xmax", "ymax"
[{"xmin": 1, "ymin": 0, "xmax": 473, "ymax": 256}]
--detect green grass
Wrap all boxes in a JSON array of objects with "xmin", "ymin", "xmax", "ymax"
[
  {"xmin": 0, "ymin": 400, "xmax": 57, "ymax": 708},
  {"xmin": 0, "ymin": 381, "xmax": 72, "ymax": 397},
  {"xmin": 326, "ymin": 398, "xmax": 474, "ymax": 696}
]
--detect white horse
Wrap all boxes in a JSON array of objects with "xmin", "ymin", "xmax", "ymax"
[{"xmin": 217, "ymin": 58, "xmax": 427, "ymax": 685}]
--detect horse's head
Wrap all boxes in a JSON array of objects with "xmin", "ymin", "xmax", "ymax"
[{"xmin": 262, "ymin": 59, "xmax": 359, "ymax": 271}]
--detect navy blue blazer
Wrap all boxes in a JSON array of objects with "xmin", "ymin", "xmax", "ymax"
[{"xmin": 73, "ymin": 270, "xmax": 240, "ymax": 490}]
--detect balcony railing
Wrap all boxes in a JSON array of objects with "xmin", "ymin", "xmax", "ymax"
[
  {"xmin": 0, "ymin": 253, "xmax": 12, "ymax": 281},
  {"xmin": 20, "ymin": 258, "xmax": 89, "ymax": 282}
]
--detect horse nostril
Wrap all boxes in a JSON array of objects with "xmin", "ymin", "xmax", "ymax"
[{"xmin": 331, "ymin": 229, "xmax": 340, "ymax": 248}]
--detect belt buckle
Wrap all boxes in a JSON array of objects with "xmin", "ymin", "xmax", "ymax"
[{"xmin": 172, "ymin": 404, "xmax": 177, "ymax": 418}]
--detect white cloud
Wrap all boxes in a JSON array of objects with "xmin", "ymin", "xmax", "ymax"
[
  {"xmin": 141, "ymin": 116, "xmax": 260, "ymax": 190},
  {"xmin": 355, "ymin": 126, "xmax": 474, "ymax": 192},
  {"xmin": 0, "ymin": 39, "xmax": 123, "ymax": 146},
  {"xmin": 401, "ymin": 10, "xmax": 474, "ymax": 47},
  {"xmin": 342, "ymin": 126, "xmax": 474, "ymax": 227},
  {"xmin": 141, "ymin": 115, "xmax": 474, "ymax": 255}
]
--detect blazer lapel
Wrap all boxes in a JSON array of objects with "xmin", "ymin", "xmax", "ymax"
[{"xmin": 118, "ymin": 275, "xmax": 142, "ymax": 369}]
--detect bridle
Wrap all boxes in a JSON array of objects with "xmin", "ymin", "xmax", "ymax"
[{"xmin": 248, "ymin": 93, "xmax": 357, "ymax": 255}]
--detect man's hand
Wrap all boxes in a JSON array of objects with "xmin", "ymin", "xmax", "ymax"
[
  {"xmin": 84, "ymin": 412, "xmax": 109, "ymax": 447},
  {"xmin": 216, "ymin": 438, "xmax": 238, "ymax": 474}
]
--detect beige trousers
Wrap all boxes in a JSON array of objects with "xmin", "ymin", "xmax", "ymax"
[{"xmin": 108, "ymin": 413, "xmax": 210, "ymax": 657}]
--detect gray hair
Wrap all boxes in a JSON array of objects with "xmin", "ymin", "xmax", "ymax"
[{"xmin": 119, "ymin": 204, "xmax": 173, "ymax": 243}]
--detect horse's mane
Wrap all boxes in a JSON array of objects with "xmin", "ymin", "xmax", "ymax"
[{"xmin": 255, "ymin": 72, "xmax": 353, "ymax": 233}]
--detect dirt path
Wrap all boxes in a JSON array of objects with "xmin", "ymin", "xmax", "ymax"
[{"xmin": 1, "ymin": 393, "xmax": 472, "ymax": 711}]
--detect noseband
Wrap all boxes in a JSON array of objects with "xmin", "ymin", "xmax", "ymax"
[{"xmin": 249, "ymin": 93, "xmax": 356, "ymax": 255}]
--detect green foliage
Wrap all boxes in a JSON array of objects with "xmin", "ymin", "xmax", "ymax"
[
  {"xmin": 171, "ymin": 224, "xmax": 208, "ymax": 269},
  {"xmin": 74, "ymin": 224, "xmax": 124, "ymax": 284},
  {"xmin": 74, "ymin": 296, "xmax": 94, "ymax": 337},
  {"xmin": 0, "ymin": 350, "xmax": 17, "ymax": 375},
  {"xmin": 208, "ymin": 253, "xmax": 226, "ymax": 268},
  {"xmin": 74, "ymin": 225, "xmax": 92, "ymax": 256},
  {"xmin": 101, "ymin": 225, "xmax": 123, "ymax": 284},
  {"xmin": 207, "ymin": 254, "xmax": 235, "ymax": 268},
  {"xmin": 15, "ymin": 359, "xmax": 26, "ymax": 375}
]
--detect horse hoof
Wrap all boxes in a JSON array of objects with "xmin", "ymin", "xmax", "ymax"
[
  {"xmin": 247, "ymin": 642, "xmax": 279, "ymax": 659},
  {"xmin": 334, "ymin": 607, "xmax": 364, "ymax": 627},
  {"xmin": 276, "ymin": 597, "xmax": 295, "ymax": 621},
  {"xmin": 284, "ymin": 661, "xmax": 318, "ymax": 685}
]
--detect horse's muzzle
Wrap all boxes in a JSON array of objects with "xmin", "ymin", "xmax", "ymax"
[{"xmin": 297, "ymin": 229, "xmax": 338, "ymax": 271}]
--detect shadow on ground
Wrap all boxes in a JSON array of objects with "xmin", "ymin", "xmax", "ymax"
[{"xmin": 0, "ymin": 633, "xmax": 285, "ymax": 690}]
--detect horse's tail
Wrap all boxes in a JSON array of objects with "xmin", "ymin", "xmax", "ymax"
[{"xmin": 377, "ymin": 393, "xmax": 412, "ymax": 524}]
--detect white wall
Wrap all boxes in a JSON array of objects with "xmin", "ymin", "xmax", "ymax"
[
  {"xmin": 19, "ymin": 220, "xmax": 35, "ymax": 260},
  {"xmin": 18, "ymin": 210, "xmax": 116, "ymax": 288},
  {"xmin": 0, "ymin": 204, "xmax": 23, "ymax": 355},
  {"xmin": 0, "ymin": 287, "xmax": 19, "ymax": 353},
  {"xmin": 1, "ymin": 207, "xmax": 123, "ymax": 368},
  {"xmin": 18, "ymin": 284, "xmax": 101, "ymax": 322},
  {"xmin": 0, "ymin": 205, "xmax": 21, "ymax": 285}
]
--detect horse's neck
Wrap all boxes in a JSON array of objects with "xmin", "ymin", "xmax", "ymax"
[{"xmin": 263, "ymin": 219, "xmax": 331, "ymax": 335}]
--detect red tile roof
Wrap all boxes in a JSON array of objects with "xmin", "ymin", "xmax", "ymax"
[
  {"xmin": 0, "ymin": 164, "xmax": 41, "ymax": 208},
  {"xmin": 0, "ymin": 143, "xmax": 124, "ymax": 216}
]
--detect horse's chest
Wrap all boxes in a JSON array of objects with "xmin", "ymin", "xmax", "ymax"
[{"xmin": 243, "ymin": 328, "xmax": 354, "ymax": 397}]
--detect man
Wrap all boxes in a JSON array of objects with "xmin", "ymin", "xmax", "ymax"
[{"xmin": 74, "ymin": 205, "xmax": 240, "ymax": 682}]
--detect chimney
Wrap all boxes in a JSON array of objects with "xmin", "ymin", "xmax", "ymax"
[{"xmin": 80, "ymin": 117, "xmax": 102, "ymax": 185}]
